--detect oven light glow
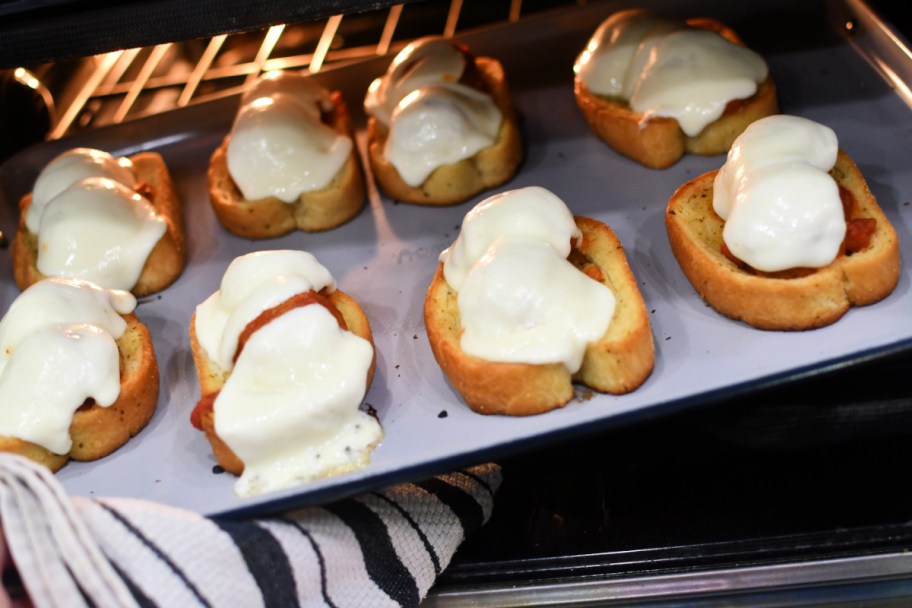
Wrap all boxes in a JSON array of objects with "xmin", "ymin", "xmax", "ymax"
[{"xmin": 13, "ymin": 67, "xmax": 41, "ymax": 90}]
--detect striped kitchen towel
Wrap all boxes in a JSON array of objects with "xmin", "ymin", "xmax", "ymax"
[{"xmin": 0, "ymin": 453, "xmax": 500, "ymax": 608}]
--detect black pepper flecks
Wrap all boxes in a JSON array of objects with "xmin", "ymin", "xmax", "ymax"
[
  {"xmin": 438, "ymin": 410, "xmax": 448, "ymax": 419},
  {"xmin": 212, "ymin": 465, "xmax": 225, "ymax": 474}
]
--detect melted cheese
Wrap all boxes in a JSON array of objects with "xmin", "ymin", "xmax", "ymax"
[
  {"xmin": 36, "ymin": 177, "xmax": 167, "ymax": 290},
  {"xmin": 227, "ymin": 72, "xmax": 352, "ymax": 203},
  {"xmin": 441, "ymin": 186, "xmax": 615, "ymax": 372},
  {"xmin": 384, "ymin": 84, "xmax": 502, "ymax": 187},
  {"xmin": 458, "ymin": 239, "xmax": 616, "ymax": 372},
  {"xmin": 440, "ymin": 186, "xmax": 581, "ymax": 291},
  {"xmin": 240, "ymin": 70, "xmax": 334, "ymax": 116},
  {"xmin": 365, "ymin": 36, "xmax": 503, "ymax": 186},
  {"xmin": 712, "ymin": 115, "xmax": 844, "ymax": 272},
  {"xmin": 364, "ymin": 36, "xmax": 466, "ymax": 126},
  {"xmin": 574, "ymin": 9, "xmax": 768, "ymax": 136},
  {"xmin": 28, "ymin": 147, "xmax": 136, "ymax": 233},
  {"xmin": 194, "ymin": 250, "xmax": 336, "ymax": 372},
  {"xmin": 0, "ymin": 278, "xmax": 135, "ymax": 454},
  {"xmin": 214, "ymin": 305, "xmax": 379, "ymax": 497},
  {"xmin": 574, "ymin": 10, "xmax": 677, "ymax": 99},
  {"xmin": 195, "ymin": 249, "xmax": 380, "ymax": 497}
]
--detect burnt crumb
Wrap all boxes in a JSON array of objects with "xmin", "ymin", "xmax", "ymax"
[
  {"xmin": 665, "ymin": 336, "xmax": 671, "ymax": 341},
  {"xmin": 651, "ymin": 309, "xmax": 656, "ymax": 314},
  {"xmin": 413, "ymin": 334, "xmax": 418, "ymax": 339},
  {"xmin": 575, "ymin": 389, "xmax": 595, "ymax": 402},
  {"xmin": 454, "ymin": 225, "xmax": 461, "ymax": 231},
  {"xmin": 364, "ymin": 403, "xmax": 379, "ymax": 420},
  {"xmin": 438, "ymin": 410, "xmax": 448, "ymax": 419},
  {"xmin": 905, "ymin": 201, "xmax": 910, "ymax": 207},
  {"xmin": 395, "ymin": 364, "xmax": 400, "ymax": 369},
  {"xmin": 212, "ymin": 465, "xmax": 225, "ymax": 475}
]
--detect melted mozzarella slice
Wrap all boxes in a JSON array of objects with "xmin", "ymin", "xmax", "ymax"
[
  {"xmin": 384, "ymin": 84, "xmax": 502, "ymax": 187},
  {"xmin": 0, "ymin": 278, "xmax": 133, "ymax": 360},
  {"xmin": 36, "ymin": 177, "xmax": 167, "ymax": 291},
  {"xmin": 440, "ymin": 186, "xmax": 580, "ymax": 291},
  {"xmin": 0, "ymin": 325, "xmax": 120, "ymax": 454},
  {"xmin": 575, "ymin": 10, "xmax": 768, "ymax": 136},
  {"xmin": 712, "ymin": 115, "xmax": 845, "ymax": 272},
  {"xmin": 240, "ymin": 70, "xmax": 334, "ymax": 117},
  {"xmin": 194, "ymin": 250, "xmax": 336, "ymax": 372},
  {"xmin": 213, "ymin": 304, "xmax": 380, "ymax": 497},
  {"xmin": 574, "ymin": 9, "xmax": 677, "ymax": 97},
  {"xmin": 365, "ymin": 36, "xmax": 466, "ymax": 126},
  {"xmin": 713, "ymin": 114, "xmax": 839, "ymax": 219},
  {"xmin": 457, "ymin": 238, "xmax": 616, "ymax": 373},
  {"xmin": 227, "ymin": 93, "xmax": 352, "ymax": 202},
  {"xmin": 628, "ymin": 29, "xmax": 768, "ymax": 136},
  {"xmin": 28, "ymin": 147, "xmax": 135, "ymax": 233},
  {"xmin": 0, "ymin": 278, "xmax": 133, "ymax": 455}
]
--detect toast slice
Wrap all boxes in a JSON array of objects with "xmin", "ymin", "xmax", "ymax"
[
  {"xmin": 0, "ymin": 313, "xmax": 160, "ymax": 472},
  {"xmin": 13, "ymin": 151, "xmax": 186, "ymax": 296},
  {"xmin": 574, "ymin": 18, "xmax": 779, "ymax": 169},
  {"xmin": 207, "ymin": 92, "xmax": 366, "ymax": 239},
  {"xmin": 665, "ymin": 150, "xmax": 901, "ymax": 330},
  {"xmin": 189, "ymin": 289, "xmax": 376, "ymax": 475},
  {"xmin": 367, "ymin": 57, "xmax": 523, "ymax": 206},
  {"xmin": 424, "ymin": 215, "xmax": 654, "ymax": 416}
]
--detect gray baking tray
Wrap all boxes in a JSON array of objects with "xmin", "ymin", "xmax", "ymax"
[{"xmin": 1, "ymin": 0, "xmax": 911, "ymax": 517}]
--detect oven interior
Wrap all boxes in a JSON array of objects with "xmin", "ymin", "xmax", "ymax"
[{"xmin": 3, "ymin": 0, "xmax": 912, "ymax": 605}]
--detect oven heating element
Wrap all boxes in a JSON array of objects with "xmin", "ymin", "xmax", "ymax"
[{"xmin": 20, "ymin": 0, "xmax": 582, "ymax": 142}]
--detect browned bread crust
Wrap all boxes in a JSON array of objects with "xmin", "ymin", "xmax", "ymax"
[
  {"xmin": 13, "ymin": 151, "xmax": 186, "ymax": 296},
  {"xmin": 189, "ymin": 289, "xmax": 376, "ymax": 475},
  {"xmin": 0, "ymin": 313, "xmax": 160, "ymax": 472},
  {"xmin": 367, "ymin": 57, "xmax": 524, "ymax": 206},
  {"xmin": 207, "ymin": 92, "xmax": 365, "ymax": 239},
  {"xmin": 573, "ymin": 18, "xmax": 779, "ymax": 169},
  {"xmin": 424, "ymin": 215, "xmax": 654, "ymax": 416},
  {"xmin": 665, "ymin": 150, "xmax": 901, "ymax": 330}
]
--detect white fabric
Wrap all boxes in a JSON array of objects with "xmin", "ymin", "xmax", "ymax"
[{"xmin": 0, "ymin": 454, "xmax": 501, "ymax": 607}]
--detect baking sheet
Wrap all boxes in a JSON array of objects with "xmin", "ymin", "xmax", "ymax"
[{"xmin": 2, "ymin": 0, "xmax": 911, "ymax": 518}]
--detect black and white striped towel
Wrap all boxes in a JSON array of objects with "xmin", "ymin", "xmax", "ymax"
[{"xmin": 0, "ymin": 454, "xmax": 500, "ymax": 607}]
